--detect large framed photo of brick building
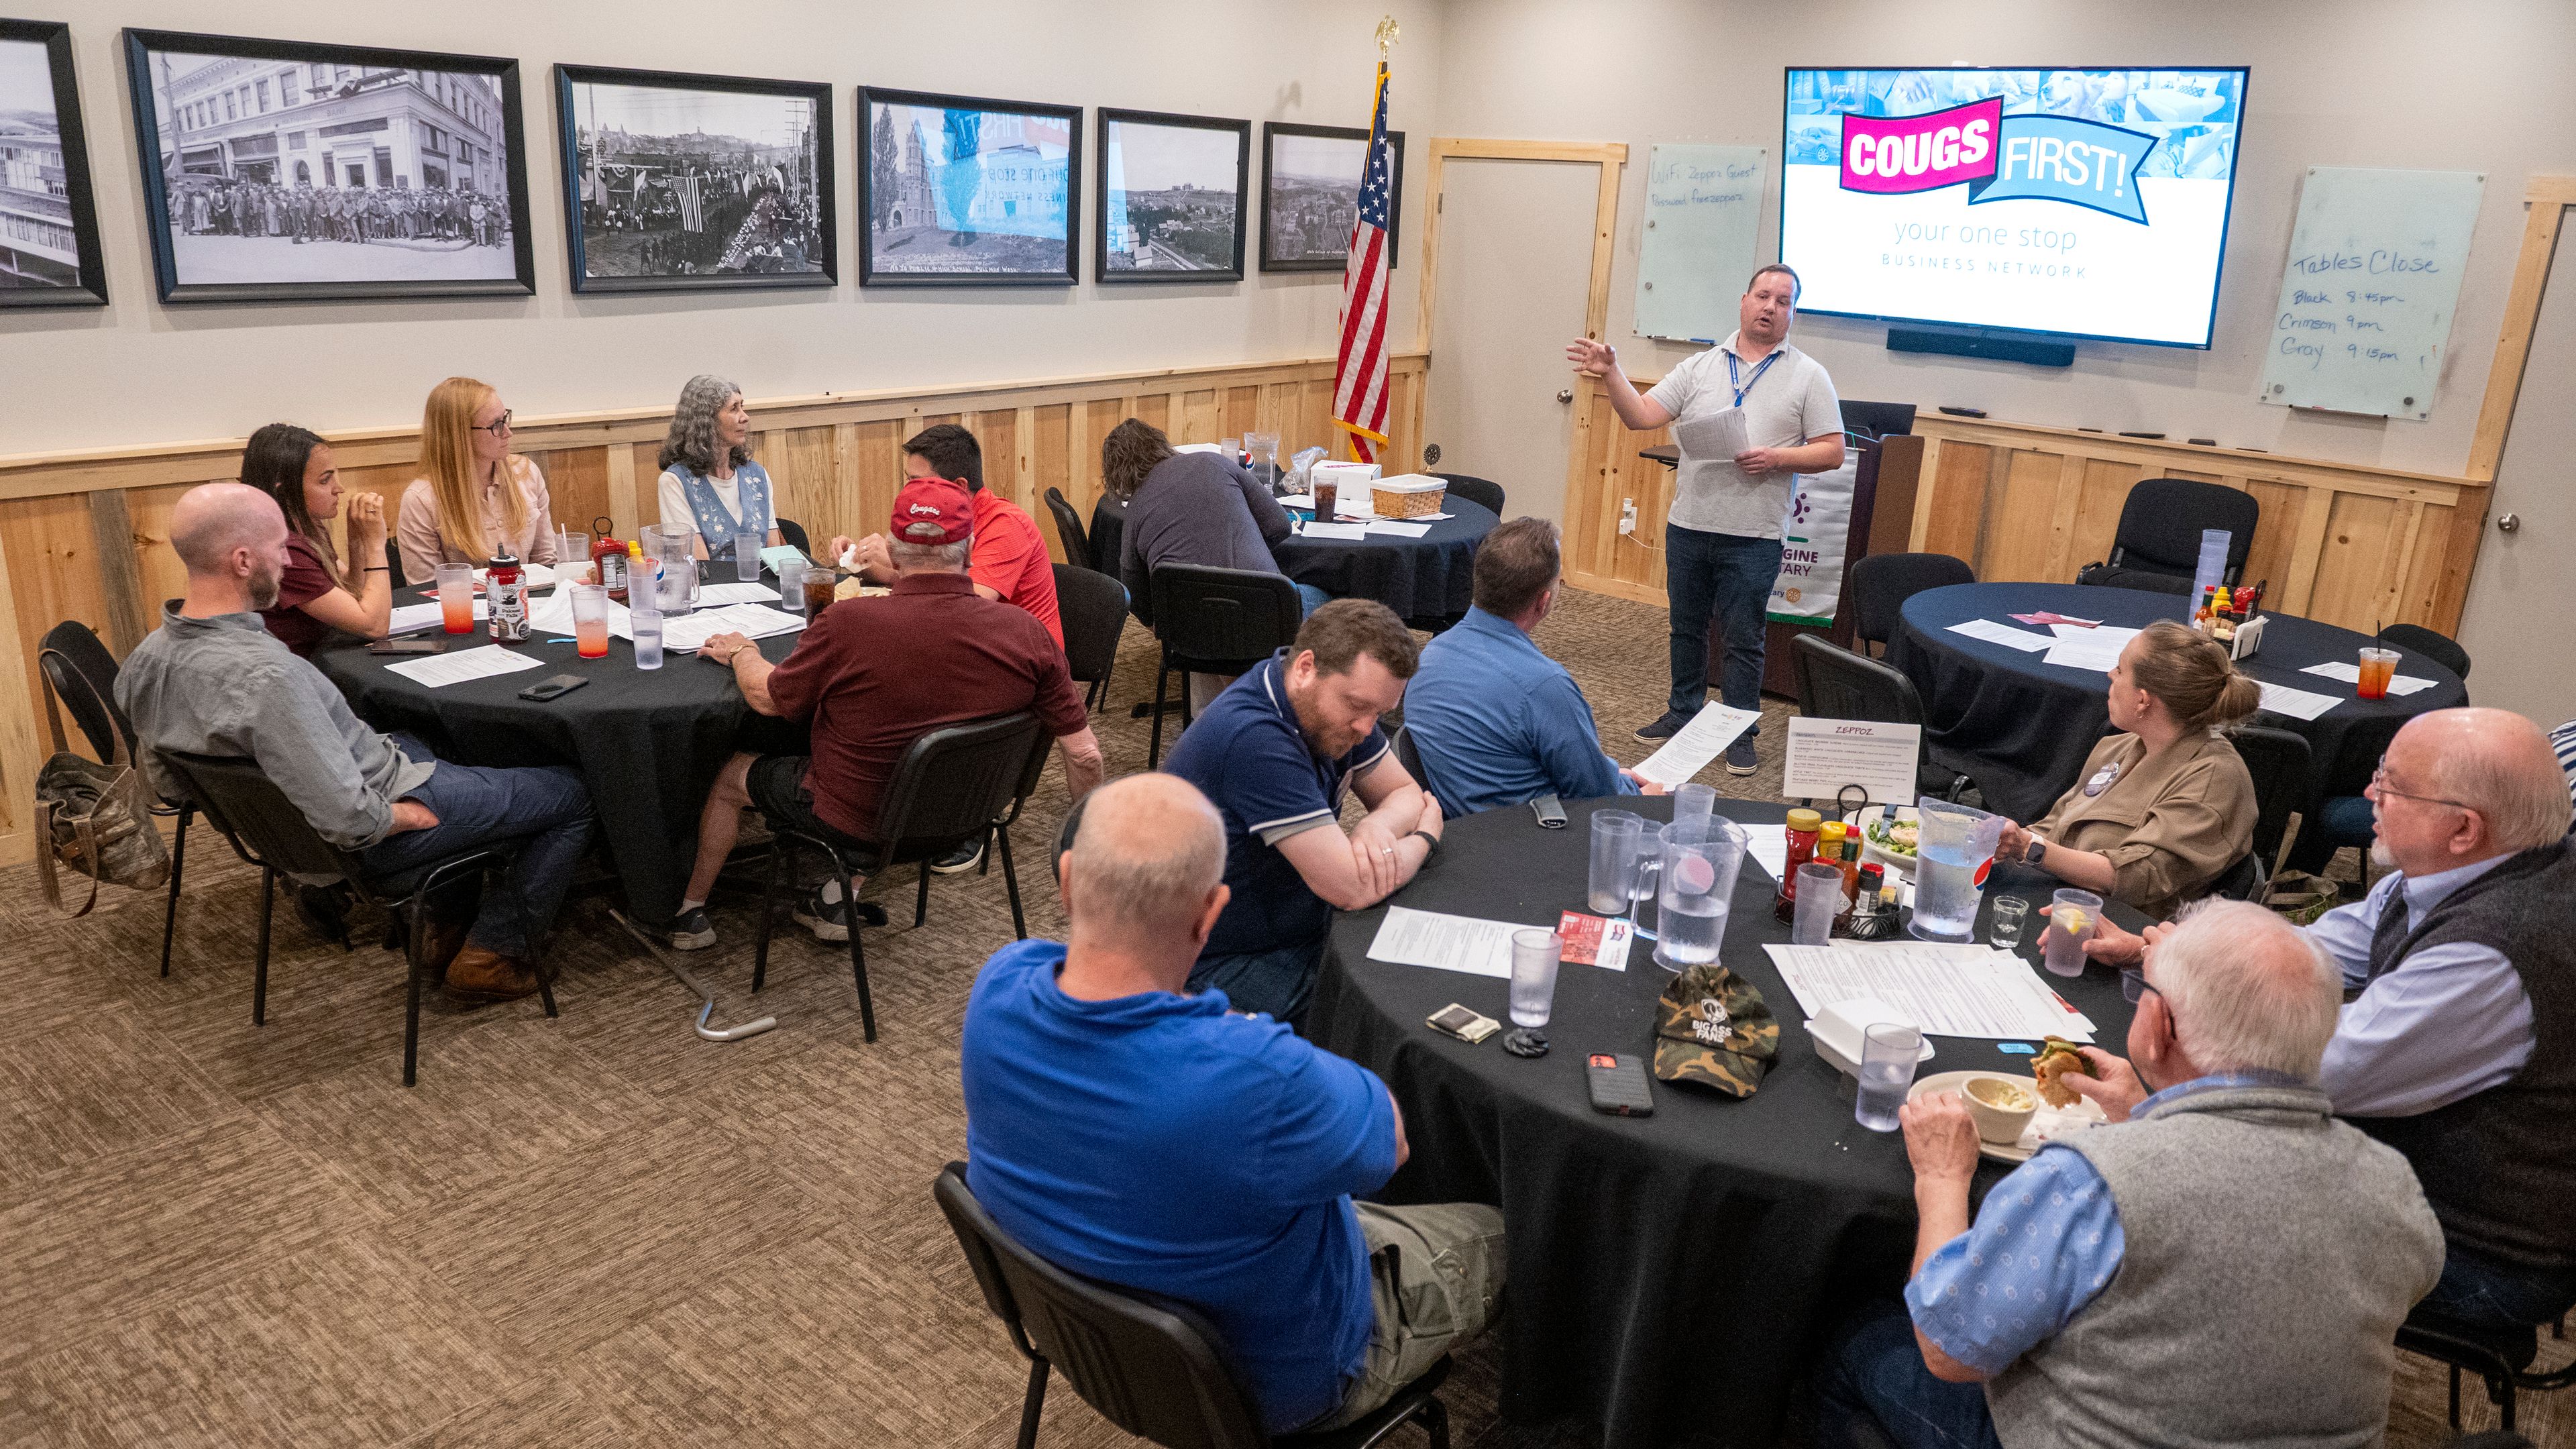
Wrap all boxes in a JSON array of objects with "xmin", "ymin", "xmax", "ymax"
[
  {"xmin": 1, "ymin": 18, "xmax": 109, "ymax": 307},
  {"xmin": 1096, "ymin": 108, "xmax": 1247, "ymax": 284},
  {"xmin": 859, "ymin": 85, "xmax": 1079, "ymax": 286},
  {"xmin": 1259, "ymin": 121, "xmax": 1403, "ymax": 274},
  {"xmin": 121, "ymin": 28, "xmax": 534, "ymax": 303}
]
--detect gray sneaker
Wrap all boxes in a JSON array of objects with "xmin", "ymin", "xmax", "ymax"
[{"xmin": 1725, "ymin": 737, "xmax": 1759, "ymax": 775}]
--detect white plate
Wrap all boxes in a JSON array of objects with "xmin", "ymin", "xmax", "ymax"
[
  {"xmin": 1854, "ymin": 807, "xmax": 1921, "ymax": 876},
  {"xmin": 1909, "ymin": 1069, "xmax": 2107, "ymax": 1163}
]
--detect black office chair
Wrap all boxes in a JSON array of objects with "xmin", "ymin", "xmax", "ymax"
[
  {"xmin": 1839, "ymin": 400, "xmax": 1917, "ymax": 439},
  {"xmin": 2399, "ymin": 1307, "xmax": 2576, "ymax": 1434},
  {"xmin": 933, "ymin": 1163, "xmax": 1454, "ymax": 1449},
  {"xmin": 1847, "ymin": 553, "xmax": 1974, "ymax": 657},
  {"xmin": 2379, "ymin": 623, "xmax": 2472, "ymax": 684},
  {"xmin": 1427, "ymin": 474, "xmax": 1505, "ymax": 516},
  {"xmin": 1054, "ymin": 563, "xmax": 1128, "ymax": 712},
  {"xmin": 750, "ymin": 712, "xmax": 1049, "ymax": 1040},
  {"xmin": 1790, "ymin": 633, "xmax": 1973, "ymax": 802},
  {"xmin": 1389, "ymin": 724, "xmax": 1446, "ymax": 817},
  {"xmin": 775, "ymin": 516, "xmax": 812, "ymax": 557},
  {"xmin": 1146, "ymin": 565, "xmax": 1305, "ymax": 768},
  {"xmin": 2208, "ymin": 726, "xmax": 2312, "ymax": 903},
  {"xmin": 1045, "ymin": 487, "xmax": 1097, "ymax": 574},
  {"xmin": 2074, "ymin": 478, "xmax": 2259, "ymax": 594},
  {"xmin": 154, "ymin": 749, "xmax": 551, "ymax": 1087},
  {"xmin": 40, "ymin": 620, "xmax": 201, "ymax": 976}
]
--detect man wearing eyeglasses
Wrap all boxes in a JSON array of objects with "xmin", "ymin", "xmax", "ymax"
[{"xmin": 2078, "ymin": 706, "xmax": 2576, "ymax": 1334}]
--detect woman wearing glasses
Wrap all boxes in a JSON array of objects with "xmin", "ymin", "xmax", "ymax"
[
  {"xmin": 1993, "ymin": 621, "xmax": 2261, "ymax": 918},
  {"xmin": 396, "ymin": 376, "xmax": 559, "ymax": 585}
]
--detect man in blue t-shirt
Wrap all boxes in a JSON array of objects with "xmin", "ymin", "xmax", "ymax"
[
  {"xmin": 1161, "ymin": 599, "xmax": 1446, "ymax": 1025},
  {"xmin": 962, "ymin": 773, "xmax": 1505, "ymax": 1433}
]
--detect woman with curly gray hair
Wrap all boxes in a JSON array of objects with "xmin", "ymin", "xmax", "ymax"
[{"xmin": 656, "ymin": 374, "xmax": 781, "ymax": 560}]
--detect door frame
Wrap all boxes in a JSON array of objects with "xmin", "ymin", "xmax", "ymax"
[{"xmin": 1415, "ymin": 138, "xmax": 1627, "ymax": 515}]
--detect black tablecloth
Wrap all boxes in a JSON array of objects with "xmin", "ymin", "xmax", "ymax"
[
  {"xmin": 1089, "ymin": 495, "xmax": 1501, "ymax": 629},
  {"xmin": 1888, "ymin": 582, "xmax": 2467, "ymax": 824},
  {"xmin": 1309, "ymin": 796, "xmax": 2139, "ymax": 1449},
  {"xmin": 312, "ymin": 568, "xmax": 806, "ymax": 921}
]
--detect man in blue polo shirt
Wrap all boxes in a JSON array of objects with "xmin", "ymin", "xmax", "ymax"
[
  {"xmin": 1403, "ymin": 517, "xmax": 1665, "ymax": 816},
  {"xmin": 1162, "ymin": 598, "xmax": 1446, "ymax": 1024},
  {"xmin": 961, "ymin": 773, "xmax": 1504, "ymax": 1434}
]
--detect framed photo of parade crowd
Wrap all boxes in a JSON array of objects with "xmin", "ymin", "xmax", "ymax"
[
  {"xmin": 858, "ymin": 86, "xmax": 1080, "ymax": 287},
  {"xmin": 120, "ymin": 28, "xmax": 535, "ymax": 303},
  {"xmin": 1, "ymin": 18, "xmax": 110, "ymax": 307},
  {"xmin": 553, "ymin": 64, "xmax": 834, "ymax": 294}
]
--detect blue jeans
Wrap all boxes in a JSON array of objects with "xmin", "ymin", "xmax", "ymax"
[
  {"xmin": 1187, "ymin": 937, "xmax": 1325, "ymax": 1027},
  {"xmin": 1664, "ymin": 523, "xmax": 1782, "ymax": 718},
  {"xmin": 1816, "ymin": 1298, "xmax": 2002, "ymax": 1449},
  {"xmin": 2418, "ymin": 1244, "xmax": 2576, "ymax": 1332},
  {"xmin": 362, "ymin": 735, "xmax": 592, "ymax": 959},
  {"xmin": 1295, "ymin": 582, "xmax": 1334, "ymax": 617}
]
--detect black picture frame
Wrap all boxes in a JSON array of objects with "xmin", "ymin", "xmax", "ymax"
[
  {"xmin": 0, "ymin": 18, "xmax": 108, "ymax": 306},
  {"xmin": 1095, "ymin": 107, "xmax": 1247, "ymax": 284},
  {"xmin": 857, "ymin": 85, "xmax": 1079, "ymax": 287},
  {"xmin": 552, "ymin": 63, "xmax": 835, "ymax": 294},
  {"xmin": 121, "ymin": 28, "xmax": 535, "ymax": 304},
  {"xmin": 1259, "ymin": 120, "xmax": 1403, "ymax": 273}
]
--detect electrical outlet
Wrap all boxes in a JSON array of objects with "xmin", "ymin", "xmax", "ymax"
[{"xmin": 1619, "ymin": 498, "xmax": 1638, "ymax": 536}]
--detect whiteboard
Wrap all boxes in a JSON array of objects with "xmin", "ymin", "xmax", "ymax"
[
  {"xmin": 2258, "ymin": 167, "xmax": 2483, "ymax": 420},
  {"xmin": 1635, "ymin": 144, "xmax": 1769, "ymax": 342}
]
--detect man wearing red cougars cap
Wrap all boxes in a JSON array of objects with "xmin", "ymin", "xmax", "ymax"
[{"xmin": 664, "ymin": 477, "xmax": 1105, "ymax": 951}]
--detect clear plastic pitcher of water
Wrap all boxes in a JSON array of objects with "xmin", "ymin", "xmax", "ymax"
[
  {"xmin": 644, "ymin": 525, "xmax": 698, "ymax": 614},
  {"xmin": 1652, "ymin": 817, "xmax": 1748, "ymax": 971},
  {"xmin": 1909, "ymin": 795, "xmax": 2007, "ymax": 943}
]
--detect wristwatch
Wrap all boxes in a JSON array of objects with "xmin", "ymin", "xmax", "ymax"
[
  {"xmin": 2023, "ymin": 835, "xmax": 2049, "ymax": 865},
  {"xmin": 1407, "ymin": 829, "xmax": 1441, "ymax": 859}
]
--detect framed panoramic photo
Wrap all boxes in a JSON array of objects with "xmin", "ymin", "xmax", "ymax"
[
  {"xmin": 0, "ymin": 18, "xmax": 108, "ymax": 307},
  {"xmin": 1260, "ymin": 121, "xmax": 1404, "ymax": 273},
  {"xmin": 1095, "ymin": 108, "xmax": 1247, "ymax": 284},
  {"xmin": 859, "ymin": 85, "xmax": 1079, "ymax": 286},
  {"xmin": 121, "ymin": 28, "xmax": 534, "ymax": 303},
  {"xmin": 553, "ymin": 64, "xmax": 833, "ymax": 293}
]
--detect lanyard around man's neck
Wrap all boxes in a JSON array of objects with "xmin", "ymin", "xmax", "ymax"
[{"xmin": 1725, "ymin": 345, "xmax": 1781, "ymax": 409}]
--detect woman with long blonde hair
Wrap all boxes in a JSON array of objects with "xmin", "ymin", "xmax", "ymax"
[{"xmin": 396, "ymin": 376, "xmax": 558, "ymax": 582}]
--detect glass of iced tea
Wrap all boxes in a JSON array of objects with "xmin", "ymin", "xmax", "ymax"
[
  {"xmin": 2357, "ymin": 646, "xmax": 2398, "ymax": 700},
  {"xmin": 1313, "ymin": 479, "xmax": 1338, "ymax": 519},
  {"xmin": 570, "ymin": 583, "xmax": 610, "ymax": 659}
]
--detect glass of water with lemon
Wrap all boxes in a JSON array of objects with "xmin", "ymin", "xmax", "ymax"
[{"xmin": 2044, "ymin": 889, "xmax": 2102, "ymax": 977}]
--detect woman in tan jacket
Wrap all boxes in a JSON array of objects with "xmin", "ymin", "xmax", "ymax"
[{"xmin": 1994, "ymin": 620, "xmax": 2260, "ymax": 918}]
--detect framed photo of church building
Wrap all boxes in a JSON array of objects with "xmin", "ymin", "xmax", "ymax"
[
  {"xmin": 1, "ymin": 18, "xmax": 109, "ymax": 307},
  {"xmin": 1260, "ymin": 121, "xmax": 1404, "ymax": 273},
  {"xmin": 859, "ymin": 85, "xmax": 1079, "ymax": 286},
  {"xmin": 121, "ymin": 28, "xmax": 534, "ymax": 303},
  {"xmin": 1096, "ymin": 108, "xmax": 1247, "ymax": 284}
]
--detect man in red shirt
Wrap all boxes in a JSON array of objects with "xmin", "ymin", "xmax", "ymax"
[
  {"xmin": 669, "ymin": 478, "xmax": 1105, "ymax": 949},
  {"xmin": 831, "ymin": 423, "xmax": 1063, "ymax": 647}
]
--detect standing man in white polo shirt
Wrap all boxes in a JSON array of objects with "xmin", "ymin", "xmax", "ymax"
[{"xmin": 1567, "ymin": 264, "xmax": 1844, "ymax": 773}]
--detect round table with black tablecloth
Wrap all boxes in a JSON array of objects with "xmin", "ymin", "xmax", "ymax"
[
  {"xmin": 1309, "ymin": 795, "xmax": 2141, "ymax": 1449},
  {"xmin": 1888, "ymin": 582, "xmax": 2467, "ymax": 827},
  {"xmin": 312, "ymin": 574, "xmax": 808, "ymax": 922},
  {"xmin": 1089, "ymin": 494, "xmax": 1501, "ymax": 630}
]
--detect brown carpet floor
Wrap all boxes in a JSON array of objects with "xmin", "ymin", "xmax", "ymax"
[{"xmin": 0, "ymin": 584, "xmax": 2561, "ymax": 1447}]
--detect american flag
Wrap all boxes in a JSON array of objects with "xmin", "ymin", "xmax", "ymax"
[
  {"xmin": 1331, "ymin": 63, "xmax": 1395, "ymax": 464},
  {"xmin": 672, "ymin": 172, "xmax": 704, "ymax": 233}
]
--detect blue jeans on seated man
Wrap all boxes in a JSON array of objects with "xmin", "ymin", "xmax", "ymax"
[
  {"xmin": 1295, "ymin": 581, "xmax": 1334, "ymax": 617},
  {"xmin": 2417, "ymin": 1244, "xmax": 2576, "ymax": 1332},
  {"xmin": 1187, "ymin": 937, "xmax": 1324, "ymax": 1028},
  {"xmin": 361, "ymin": 735, "xmax": 592, "ymax": 959},
  {"xmin": 1665, "ymin": 522, "xmax": 1782, "ymax": 720},
  {"xmin": 1815, "ymin": 1297, "xmax": 2002, "ymax": 1449}
]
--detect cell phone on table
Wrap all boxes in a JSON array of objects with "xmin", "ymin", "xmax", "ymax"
[
  {"xmin": 368, "ymin": 638, "xmax": 444, "ymax": 655},
  {"xmin": 1586, "ymin": 1053, "xmax": 1655, "ymax": 1116},
  {"xmin": 517, "ymin": 674, "xmax": 589, "ymax": 702},
  {"xmin": 1531, "ymin": 794, "xmax": 1567, "ymax": 829}
]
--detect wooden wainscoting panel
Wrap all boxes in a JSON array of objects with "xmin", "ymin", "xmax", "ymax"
[
  {"xmin": 1177, "ymin": 389, "xmax": 1219, "ymax": 445},
  {"xmin": 2236, "ymin": 478, "xmax": 2307, "ymax": 599},
  {"xmin": 2304, "ymin": 491, "xmax": 2404, "ymax": 633},
  {"xmin": 1976, "ymin": 450, "xmax": 2070, "ymax": 582},
  {"xmin": 3, "ymin": 492, "xmax": 112, "ymax": 747},
  {"xmin": 772, "ymin": 425, "xmax": 841, "ymax": 550},
  {"xmin": 125, "ymin": 482, "xmax": 194, "ymax": 628},
  {"xmin": 532, "ymin": 449, "xmax": 610, "ymax": 543},
  {"xmin": 2061, "ymin": 457, "xmax": 2145, "ymax": 579},
  {"xmin": 1917, "ymin": 440, "xmax": 1991, "ymax": 565}
]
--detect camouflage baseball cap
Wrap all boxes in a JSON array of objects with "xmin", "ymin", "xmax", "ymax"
[{"xmin": 1652, "ymin": 963, "xmax": 1778, "ymax": 1096}]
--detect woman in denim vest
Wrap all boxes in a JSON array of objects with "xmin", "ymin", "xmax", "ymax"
[{"xmin": 655, "ymin": 374, "xmax": 781, "ymax": 561}]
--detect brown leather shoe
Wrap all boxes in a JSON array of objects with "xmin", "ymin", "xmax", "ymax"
[
  {"xmin": 415, "ymin": 912, "xmax": 471, "ymax": 984},
  {"xmin": 443, "ymin": 945, "xmax": 540, "ymax": 1004}
]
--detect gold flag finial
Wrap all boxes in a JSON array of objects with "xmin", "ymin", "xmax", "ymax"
[{"xmin": 1375, "ymin": 15, "xmax": 1400, "ymax": 58}]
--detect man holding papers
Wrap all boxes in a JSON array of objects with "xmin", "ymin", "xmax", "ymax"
[{"xmin": 1567, "ymin": 264, "xmax": 1845, "ymax": 773}]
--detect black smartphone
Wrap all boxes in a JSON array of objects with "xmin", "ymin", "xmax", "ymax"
[
  {"xmin": 1530, "ymin": 794, "xmax": 1568, "ymax": 829},
  {"xmin": 368, "ymin": 638, "xmax": 444, "ymax": 655},
  {"xmin": 1586, "ymin": 1053, "xmax": 1654, "ymax": 1116},
  {"xmin": 517, "ymin": 674, "xmax": 590, "ymax": 702}
]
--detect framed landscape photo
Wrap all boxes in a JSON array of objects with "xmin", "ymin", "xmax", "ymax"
[
  {"xmin": 1096, "ymin": 108, "xmax": 1246, "ymax": 284},
  {"xmin": 0, "ymin": 18, "xmax": 108, "ymax": 307},
  {"xmin": 121, "ymin": 28, "xmax": 534, "ymax": 303},
  {"xmin": 859, "ymin": 85, "xmax": 1078, "ymax": 286},
  {"xmin": 554, "ymin": 64, "xmax": 833, "ymax": 293},
  {"xmin": 1260, "ymin": 120, "xmax": 1404, "ymax": 272}
]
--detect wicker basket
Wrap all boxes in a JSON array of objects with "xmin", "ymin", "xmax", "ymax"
[{"xmin": 1371, "ymin": 474, "xmax": 1449, "ymax": 519}]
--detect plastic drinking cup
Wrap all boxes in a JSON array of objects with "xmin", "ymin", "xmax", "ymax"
[
  {"xmin": 2044, "ymin": 888, "xmax": 2103, "ymax": 977},
  {"xmin": 1792, "ymin": 862, "xmax": 1843, "ymax": 946},
  {"xmin": 570, "ymin": 583, "xmax": 609, "ymax": 659},
  {"xmin": 1588, "ymin": 810, "xmax": 1646, "ymax": 916},
  {"xmin": 1990, "ymin": 895, "xmax": 2031, "ymax": 950},
  {"xmin": 779, "ymin": 556, "xmax": 808, "ymax": 614},
  {"xmin": 559, "ymin": 531, "xmax": 588, "ymax": 578},
  {"xmin": 2357, "ymin": 646, "xmax": 2398, "ymax": 700},
  {"xmin": 1220, "ymin": 437, "xmax": 1239, "ymax": 464},
  {"xmin": 1856, "ymin": 1022, "xmax": 1923, "ymax": 1132},
  {"xmin": 1509, "ymin": 928, "xmax": 1561, "ymax": 1028},
  {"xmin": 1313, "ymin": 479, "xmax": 1338, "ymax": 518},
  {"xmin": 735, "ymin": 527, "xmax": 763, "ymax": 581},
  {"xmin": 434, "ymin": 562, "xmax": 475, "ymax": 633},
  {"xmin": 632, "ymin": 613, "xmax": 663, "ymax": 670},
  {"xmin": 1672, "ymin": 782, "xmax": 1717, "ymax": 837}
]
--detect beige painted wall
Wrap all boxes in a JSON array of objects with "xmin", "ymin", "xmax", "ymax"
[
  {"xmin": 1431, "ymin": 0, "xmax": 2576, "ymax": 478},
  {"xmin": 0, "ymin": 0, "xmax": 1442, "ymax": 453}
]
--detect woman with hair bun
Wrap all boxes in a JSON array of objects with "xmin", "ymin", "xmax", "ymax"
[{"xmin": 1996, "ymin": 620, "xmax": 2261, "ymax": 917}]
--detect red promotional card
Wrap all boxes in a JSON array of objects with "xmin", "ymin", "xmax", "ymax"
[{"xmin": 1557, "ymin": 911, "xmax": 1635, "ymax": 971}]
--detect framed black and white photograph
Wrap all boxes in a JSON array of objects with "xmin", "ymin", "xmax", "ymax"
[
  {"xmin": 553, "ymin": 64, "xmax": 831, "ymax": 292},
  {"xmin": 859, "ymin": 85, "xmax": 1078, "ymax": 286},
  {"xmin": 1096, "ymin": 108, "xmax": 1246, "ymax": 284},
  {"xmin": 0, "ymin": 18, "xmax": 108, "ymax": 307},
  {"xmin": 121, "ymin": 28, "xmax": 534, "ymax": 303},
  {"xmin": 1260, "ymin": 120, "xmax": 1404, "ymax": 272}
]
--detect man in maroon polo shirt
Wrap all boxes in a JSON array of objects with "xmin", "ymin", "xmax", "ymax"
[{"xmin": 666, "ymin": 478, "xmax": 1106, "ymax": 949}]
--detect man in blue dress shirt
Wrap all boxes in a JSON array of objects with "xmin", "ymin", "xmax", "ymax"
[{"xmin": 1403, "ymin": 517, "xmax": 1666, "ymax": 816}]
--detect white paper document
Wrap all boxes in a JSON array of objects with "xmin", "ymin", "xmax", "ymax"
[
  {"xmin": 1633, "ymin": 702, "xmax": 1761, "ymax": 789},
  {"xmin": 2041, "ymin": 623, "xmax": 2139, "ymax": 673},
  {"xmin": 1763, "ymin": 941, "xmax": 2095, "ymax": 1042},
  {"xmin": 388, "ymin": 600, "xmax": 486, "ymax": 634},
  {"xmin": 1364, "ymin": 521, "xmax": 1434, "ymax": 538},
  {"xmin": 473, "ymin": 563, "xmax": 557, "ymax": 590},
  {"xmin": 2298, "ymin": 661, "xmax": 2438, "ymax": 696},
  {"xmin": 1276, "ymin": 494, "xmax": 1316, "ymax": 510},
  {"xmin": 696, "ymin": 582, "xmax": 782, "ymax": 606},
  {"xmin": 524, "ymin": 590, "xmax": 635, "ymax": 640},
  {"xmin": 1782, "ymin": 718, "xmax": 1921, "ymax": 806},
  {"xmin": 1674, "ymin": 405, "xmax": 1751, "ymax": 463},
  {"xmin": 1300, "ymin": 521, "xmax": 1370, "ymax": 541},
  {"xmin": 1365, "ymin": 906, "xmax": 1525, "ymax": 979},
  {"xmin": 1945, "ymin": 619, "xmax": 2056, "ymax": 653},
  {"xmin": 657, "ymin": 602, "xmax": 809, "ymax": 653},
  {"xmin": 2255, "ymin": 680, "xmax": 2343, "ymax": 721},
  {"xmin": 1744, "ymin": 823, "xmax": 1790, "ymax": 882},
  {"xmin": 381, "ymin": 645, "xmax": 547, "ymax": 689}
]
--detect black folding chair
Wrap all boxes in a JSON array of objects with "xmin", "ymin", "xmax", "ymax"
[
  {"xmin": 1427, "ymin": 473, "xmax": 1504, "ymax": 516},
  {"xmin": 933, "ymin": 1163, "xmax": 1452, "ymax": 1449},
  {"xmin": 775, "ymin": 516, "xmax": 812, "ymax": 557},
  {"xmin": 1045, "ymin": 487, "xmax": 1097, "ymax": 574},
  {"xmin": 2399, "ymin": 1306, "xmax": 2576, "ymax": 1434},
  {"xmin": 1847, "ymin": 553, "xmax": 1974, "ymax": 657},
  {"xmin": 1054, "ymin": 563, "xmax": 1128, "ymax": 713},
  {"xmin": 750, "ymin": 712, "xmax": 1049, "ymax": 1040},
  {"xmin": 2380, "ymin": 622, "xmax": 2472, "ymax": 684},
  {"xmin": 40, "ymin": 620, "xmax": 202, "ymax": 975},
  {"xmin": 1790, "ymin": 633, "xmax": 1972, "ymax": 802},
  {"xmin": 2074, "ymin": 478, "xmax": 2259, "ymax": 594},
  {"xmin": 154, "ymin": 749, "xmax": 553, "ymax": 1087},
  {"xmin": 1146, "ymin": 565, "xmax": 1305, "ymax": 768}
]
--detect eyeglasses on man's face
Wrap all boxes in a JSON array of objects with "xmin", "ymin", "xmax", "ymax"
[
  {"xmin": 2121, "ymin": 968, "xmax": 2160, "ymax": 1005},
  {"xmin": 2367, "ymin": 755, "xmax": 2472, "ymax": 813}
]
